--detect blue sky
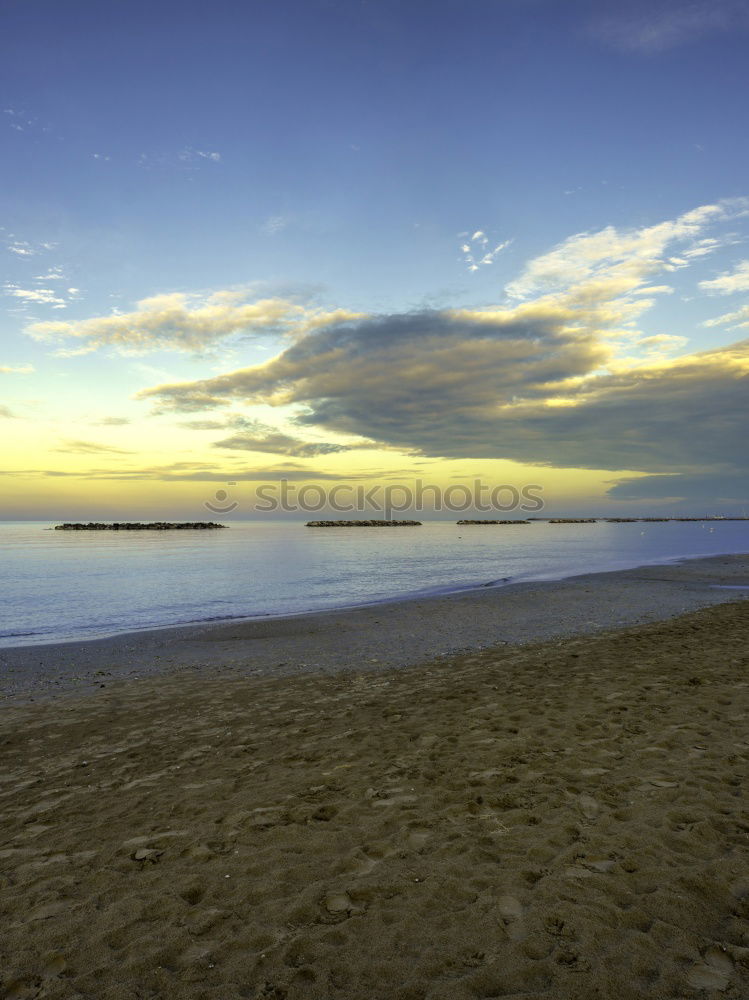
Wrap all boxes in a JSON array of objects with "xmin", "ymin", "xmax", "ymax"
[{"xmin": 2, "ymin": 0, "xmax": 749, "ymax": 517}]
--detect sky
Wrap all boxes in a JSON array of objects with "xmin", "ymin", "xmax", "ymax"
[{"xmin": 1, "ymin": 0, "xmax": 749, "ymax": 519}]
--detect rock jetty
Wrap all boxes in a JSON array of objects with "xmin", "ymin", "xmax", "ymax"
[
  {"xmin": 456, "ymin": 520, "xmax": 529, "ymax": 525},
  {"xmin": 305, "ymin": 520, "xmax": 422, "ymax": 527},
  {"xmin": 54, "ymin": 522, "xmax": 226, "ymax": 531},
  {"xmin": 605, "ymin": 516, "xmax": 748, "ymax": 523},
  {"xmin": 548, "ymin": 518, "xmax": 598, "ymax": 524}
]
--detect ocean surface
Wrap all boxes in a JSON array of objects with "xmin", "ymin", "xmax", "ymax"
[{"xmin": 1, "ymin": 519, "xmax": 747, "ymax": 647}]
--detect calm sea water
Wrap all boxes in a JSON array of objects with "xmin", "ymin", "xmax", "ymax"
[{"xmin": 1, "ymin": 519, "xmax": 747, "ymax": 647}]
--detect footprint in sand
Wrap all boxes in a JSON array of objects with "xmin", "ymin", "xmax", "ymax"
[
  {"xmin": 578, "ymin": 794, "xmax": 600, "ymax": 819},
  {"xmin": 347, "ymin": 851, "xmax": 378, "ymax": 876},
  {"xmin": 497, "ymin": 894, "xmax": 525, "ymax": 940},
  {"xmin": 42, "ymin": 953, "xmax": 67, "ymax": 977},
  {"xmin": 3, "ymin": 981, "xmax": 33, "ymax": 1000},
  {"xmin": 729, "ymin": 878, "xmax": 749, "ymax": 899},
  {"xmin": 584, "ymin": 858, "xmax": 615, "ymax": 873},
  {"xmin": 323, "ymin": 891, "xmax": 353, "ymax": 914},
  {"xmin": 687, "ymin": 948, "xmax": 734, "ymax": 991},
  {"xmin": 406, "ymin": 828, "xmax": 430, "ymax": 850}
]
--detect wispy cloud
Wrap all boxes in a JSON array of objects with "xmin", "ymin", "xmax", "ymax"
[
  {"xmin": 703, "ymin": 304, "xmax": 749, "ymax": 330},
  {"xmin": 5, "ymin": 236, "xmax": 58, "ymax": 258},
  {"xmin": 139, "ymin": 148, "xmax": 222, "ymax": 170},
  {"xmin": 458, "ymin": 230, "xmax": 512, "ymax": 272},
  {"xmin": 0, "ymin": 461, "xmax": 369, "ymax": 482},
  {"xmin": 32, "ymin": 266, "xmax": 66, "ymax": 282},
  {"xmin": 590, "ymin": 0, "xmax": 749, "ymax": 53},
  {"xmin": 4, "ymin": 284, "xmax": 68, "ymax": 308},
  {"xmin": 0, "ymin": 363, "xmax": 34, "ymax": 374},
  {"xmin": 178, "ymin": 147, "xmax": 222, "ymax": 163},
  {"xmin": 212, "ymin": 416, "xmax": 358, "ymax": 458},
  {"xmin": 262, "ymin": 215, "xmax": 290, "ymax": 235},
  {"xmin": 3, "ymin": 107, "xmax": 40, "ymax": 133},
  {"xmin": 25, "ymin": 289, "xmax": 364, "ymax": 355},
  {"xmin": 55, "ymin": 439, "xmax": 134, "ymax": 455},
  {"xmin": 699, "ymin": 260, "xmax": 749, "ymax": 295},
  {"xmin": 505, "ymin": 200, "xmax": 746, "ymax": 301}
]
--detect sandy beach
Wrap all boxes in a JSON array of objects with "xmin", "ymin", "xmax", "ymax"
[{"xmin": 1, "ymin": 556, "xmax": 748, "ymax": 998}]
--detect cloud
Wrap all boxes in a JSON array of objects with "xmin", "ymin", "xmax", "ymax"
[
  {"xmin": 0, "ymin": 461, "xmax": 368, "ymax": 482},
  {"xmin": 179, "ymin": 413, "xmax": 359, "ymax": 457},
  {"xmin": 5, "ymin": 237, "xmax": 57, "ymax": 258},
  {"xmin": 634, "ymin": 333, "xmax": 689, "ymax": 356},
  {"xmin": 699, "ymin": 260, "xmax": 749, "ymax": 295},
  {"xmin": 179, "ymin": 147, "xmax": 222, "ymax": 163},
  {"xmin": 262, "ymin": 216, "xmax": 290, "ymax": 235},
  {"xmin": 607, "ymin": 471, "xmax": 749, "ymax": 504},
  {"xmin": 459, "ymin": 229, "xmax": 512, "ymax": 272},
  {"xmin": 704, "ymin": 304, "xmax": 749, "ymax": 331},
  {"xmin": 93, "ymin": 416, "xmax": 130, "ymax": 426},
  {"xmin": 3, "ymin": 108, "xmax": 39, "ymax": 132},
  {"xmin": 33, "ymin": 266, "xmax": 66, "ymax": 282},
  {"xmin": 213, "ymin": 420, "xmax": 354, "ymax": 458},
  {"xmin": 0, "ymin": 405, "xmax": 15, "ymax": 418},
  {"xmin": 590, "ymin": 0, "xmax": 749, "ymax": 53},
  {"xmin": 136, "ymin": 201, "xmax": 749, "ymax": 487},
  {"xmin": 178, "ymin": 418, "xmax": 228, "ymax": 430},
  {"xmin": 0, "ymin": 363, "xmax": 34, "ymax": 374},
  {"xmin": 505, "ymin": 200, "xmax": 745, "ymax": 300},
  {"xmin": 56, "ymin": 440, "xmax": 134, "ymax": 455},
  {"xmin": 138, "ymin": 305, "xmax": 749, "ymax": 476},
  {"xmin": 25, "ymin": 290, "xmax": 364, "ymax": 355},
  {"xmin": 5, "ymin": 285, "xmax": 68, "ymax": 308}
]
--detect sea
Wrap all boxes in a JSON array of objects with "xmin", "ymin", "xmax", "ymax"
[{"xmin": 1, "ymin": 518, "xmax": 747, "ymax": 647}]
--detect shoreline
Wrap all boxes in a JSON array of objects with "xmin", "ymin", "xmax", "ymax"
[
  {"xmin": 4, "ymin": 542, "xmax": 746, "ymax": 649},
  {"xmin": 2, "ymin": 551, "xmax": 748, "ymax": 703}
]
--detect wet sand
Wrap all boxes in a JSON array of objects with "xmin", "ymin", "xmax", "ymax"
[{"xmin": 0, "ymin": 556, "xmax": 748, "ymax": 998}]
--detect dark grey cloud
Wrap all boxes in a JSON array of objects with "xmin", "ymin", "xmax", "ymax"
[
  {"xmin": 607, "ymin": 471, "xmax": 749, "ymax": 504},
  {"xmin": 139, "ymin": 308, "xmax": 608, "ymax": 425},
  {"xmin": 214, "ymin": 432, "xmax": 350, "ymax": 458},
  {"xmin": 180, "ymin": 413, "xmax": 355, "ymax": 457},
  {"xmin": 138, "ymin": 309, "xmax": 749, "ymax": 483}
]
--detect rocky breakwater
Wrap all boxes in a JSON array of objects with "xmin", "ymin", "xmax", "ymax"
[
  {"xmin": 548, "ymin": 518, "xmax": 598, "ymax": 524},
  {"xmin": 456, "ymin": 519, "xmax": 529, "ymax": 525},
  {"xmin": 54, "ymin": 522, "xmax": 226, "ymax": 530},
  {"xmin": 305, "ymin": 519, "xmax": 422, "ymax": 527}
]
